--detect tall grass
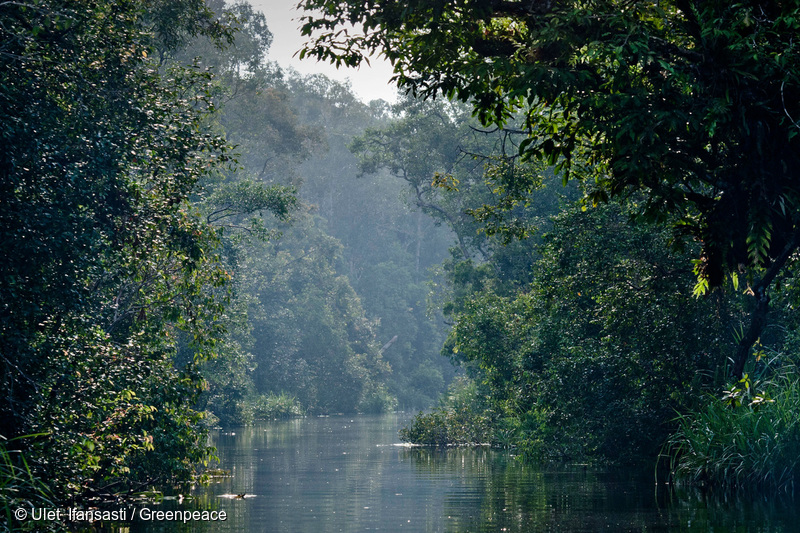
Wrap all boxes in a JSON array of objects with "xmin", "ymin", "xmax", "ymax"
[
  {"xmin": 0, "ymin": 435, "xmax": 57, "ymax": 532},
  {"xmin": 668, "ymin": 370, "xmax": 800, "ymax": 491}
]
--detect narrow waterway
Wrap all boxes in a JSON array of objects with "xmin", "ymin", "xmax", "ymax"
[{"xmin": 119, "ymin": 414, "xmax": 798, "ymax": 532}]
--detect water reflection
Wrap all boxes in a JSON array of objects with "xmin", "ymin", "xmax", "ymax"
[{"xmin": 106, "ymin": 414, "xmax": 799, "ymax": 532}]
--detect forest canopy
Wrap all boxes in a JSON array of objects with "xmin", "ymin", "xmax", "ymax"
[
  {"xmin": 1, "ymin": 0, "xmax": 454, "ymax": 516},
  {"xmin": 299, "ymin": 0, "xmax": 800, "ymax": 378},
  {"xmin": 299, "ymin": 0, "xmax": 800, "ymax": 485},
  {"xmin": 4, "ymin": 0, "xmax": 800, "ymax": 521}
]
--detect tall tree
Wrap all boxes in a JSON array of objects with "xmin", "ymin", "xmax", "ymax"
[
  {"xmin": 299, "ymin": 0, "xmax": 800, "ymax": 377},
  {"xmin": 0, "ymin": 0, "xmax": 239, "ymax": 498},
  {"xmin": 167, "ymin": 0, "xmax": 306, "ymax": 425},
  {"xmin": 290, "ymin": 76, "xmax": 457, "ymax": 409},
  {"xmin": 350, "ymin": 96, "xmax": 491, "ymax": 260}
]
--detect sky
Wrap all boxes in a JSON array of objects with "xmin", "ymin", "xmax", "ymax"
[{"xmin": 248, "ymin": 0, "xmax": 399, "ymax": 103}]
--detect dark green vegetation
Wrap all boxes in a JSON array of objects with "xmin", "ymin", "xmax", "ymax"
[
  {"xmin": 670, "ymin": 366, "xmax": 800, "ymax": 489},
  {"xmin": 3, "ymin": 0, "xmax": 800, "ymax": 522},
  {"xmin": 301, "ymin": 0, "xmax": 800, "ymax": 489},
  {"xmin": 0, "ymin": 0, "xmax": 453, "ymax": 523},
  {"xmin": 1, "ymin": 0, "xmax": 241, "ymax": 511}
]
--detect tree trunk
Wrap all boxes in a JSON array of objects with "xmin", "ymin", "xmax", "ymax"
[
  {"xmin": 416, "ymin": 212, "xmax": 422, "ymax": 274},
  {"xmin": 731, "ymin": 288, "xmax": 769, "ymax": 379},
  {"xmin": 730, "ymin": 231, "xmax": 800, "ymax": 379}
]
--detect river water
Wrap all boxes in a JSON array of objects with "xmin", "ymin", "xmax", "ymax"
[{"xmin": 117, "ymin": 414, "xmax": 797, "ymax": 532}]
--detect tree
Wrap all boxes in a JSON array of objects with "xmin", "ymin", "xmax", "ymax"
[
  {"xmin": 299, "ymin": 0, "xmax": 800, "ymax": 377},
  {"xmin": 244, "ymin": 210, "xmax": 394, "ymax": 414},
  {"xmin": 440, "ymin": 201, "xmax": 736, "ymax": 461},
  {"xmin": 0, "ymin": 0, "xmax": 239, "ymax": 499},
  {"xmin": 176, "ymin": 0, "xmax": 317, "ymax": 187},
  {"xmin": 169, "ymin": 0, "xmax": 307, "ymax": 425},
  {"xmin": 290, "ymin": 75, "xmax": 457, "ymax": 409},
  {"xmin": 351, "ymin": 95, "xmax": 498, "ymax": 261}
]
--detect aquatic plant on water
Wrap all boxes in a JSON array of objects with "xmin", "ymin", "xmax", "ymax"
[{"xmin": 399, "ymin": 378, "xmax": 494, "ymax": 446}]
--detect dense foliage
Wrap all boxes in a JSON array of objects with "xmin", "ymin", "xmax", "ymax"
[
  {"xmin": 5, "ymin": 0, "xmax": 799, "ymax": 517},
  {"xmin": 290, "ymin": 81, "xmax": 458, "ymax": 410},
  {"xmin": 300, "ymin": 0, "xmax": 800, "ymax": 378},
  {"xmin": 178, "ymin": 8, "xmax": 457, "ymax": 420},
  {"xmin": 297, "ymin": 0, "xmax": 800, "ymax": 486},
  {"xmin": 670, "ymin": 366, "xmax": 800, "ymax": 490},
  {"xmin": 439, "ymin": 202, "xmax": 742, "ymax": 461},
  {"xmin": 0, "ymin": 0, "xmax": 246, "ymax": 507}
]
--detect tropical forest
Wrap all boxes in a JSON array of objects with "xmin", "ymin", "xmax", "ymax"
[{"xmin": 2, "ymin": 0, "xmax": 800, "ymax": 531}]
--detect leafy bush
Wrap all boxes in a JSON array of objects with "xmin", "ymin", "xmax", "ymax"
[
  {"xmin": 358, "ymin": 383, "xmax": 397, "ymax": 414},
  {"xmin": 399, "ymin": 377, "xmax": 493, "ymax": 446},
  {"xmin": 438, "ymin": 203, "xmax": 733, "ymax": 463},
  {"xmin": 252, "ymin": 393, "xmax": 305, "ymax": 420}
]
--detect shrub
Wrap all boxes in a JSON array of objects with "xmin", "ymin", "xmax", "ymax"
[
  {"xmin": 399, "ymin": 377, "xmax": 493, "ymax": 446},
  {"xmin": 358, "ymin": 383, "xmax": 397, "ymax": 414},
  {"xmin": 251, "ymin": 393, "xmax": 305, "ymax": 420}
]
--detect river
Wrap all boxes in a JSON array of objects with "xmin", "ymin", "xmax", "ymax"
[{"xmin": 109, "ymin": 414, "xmax": 798, "ymax": 532}]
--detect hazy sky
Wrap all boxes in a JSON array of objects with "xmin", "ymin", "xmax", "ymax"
[{"xmin": 249, "ymin": 0, "xmax": 398, "ymax": 103}]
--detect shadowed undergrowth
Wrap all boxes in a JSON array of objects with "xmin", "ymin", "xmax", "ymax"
[{"xmin": 669, "ymin": 367, "xmax": 800, "ymax": 491}]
